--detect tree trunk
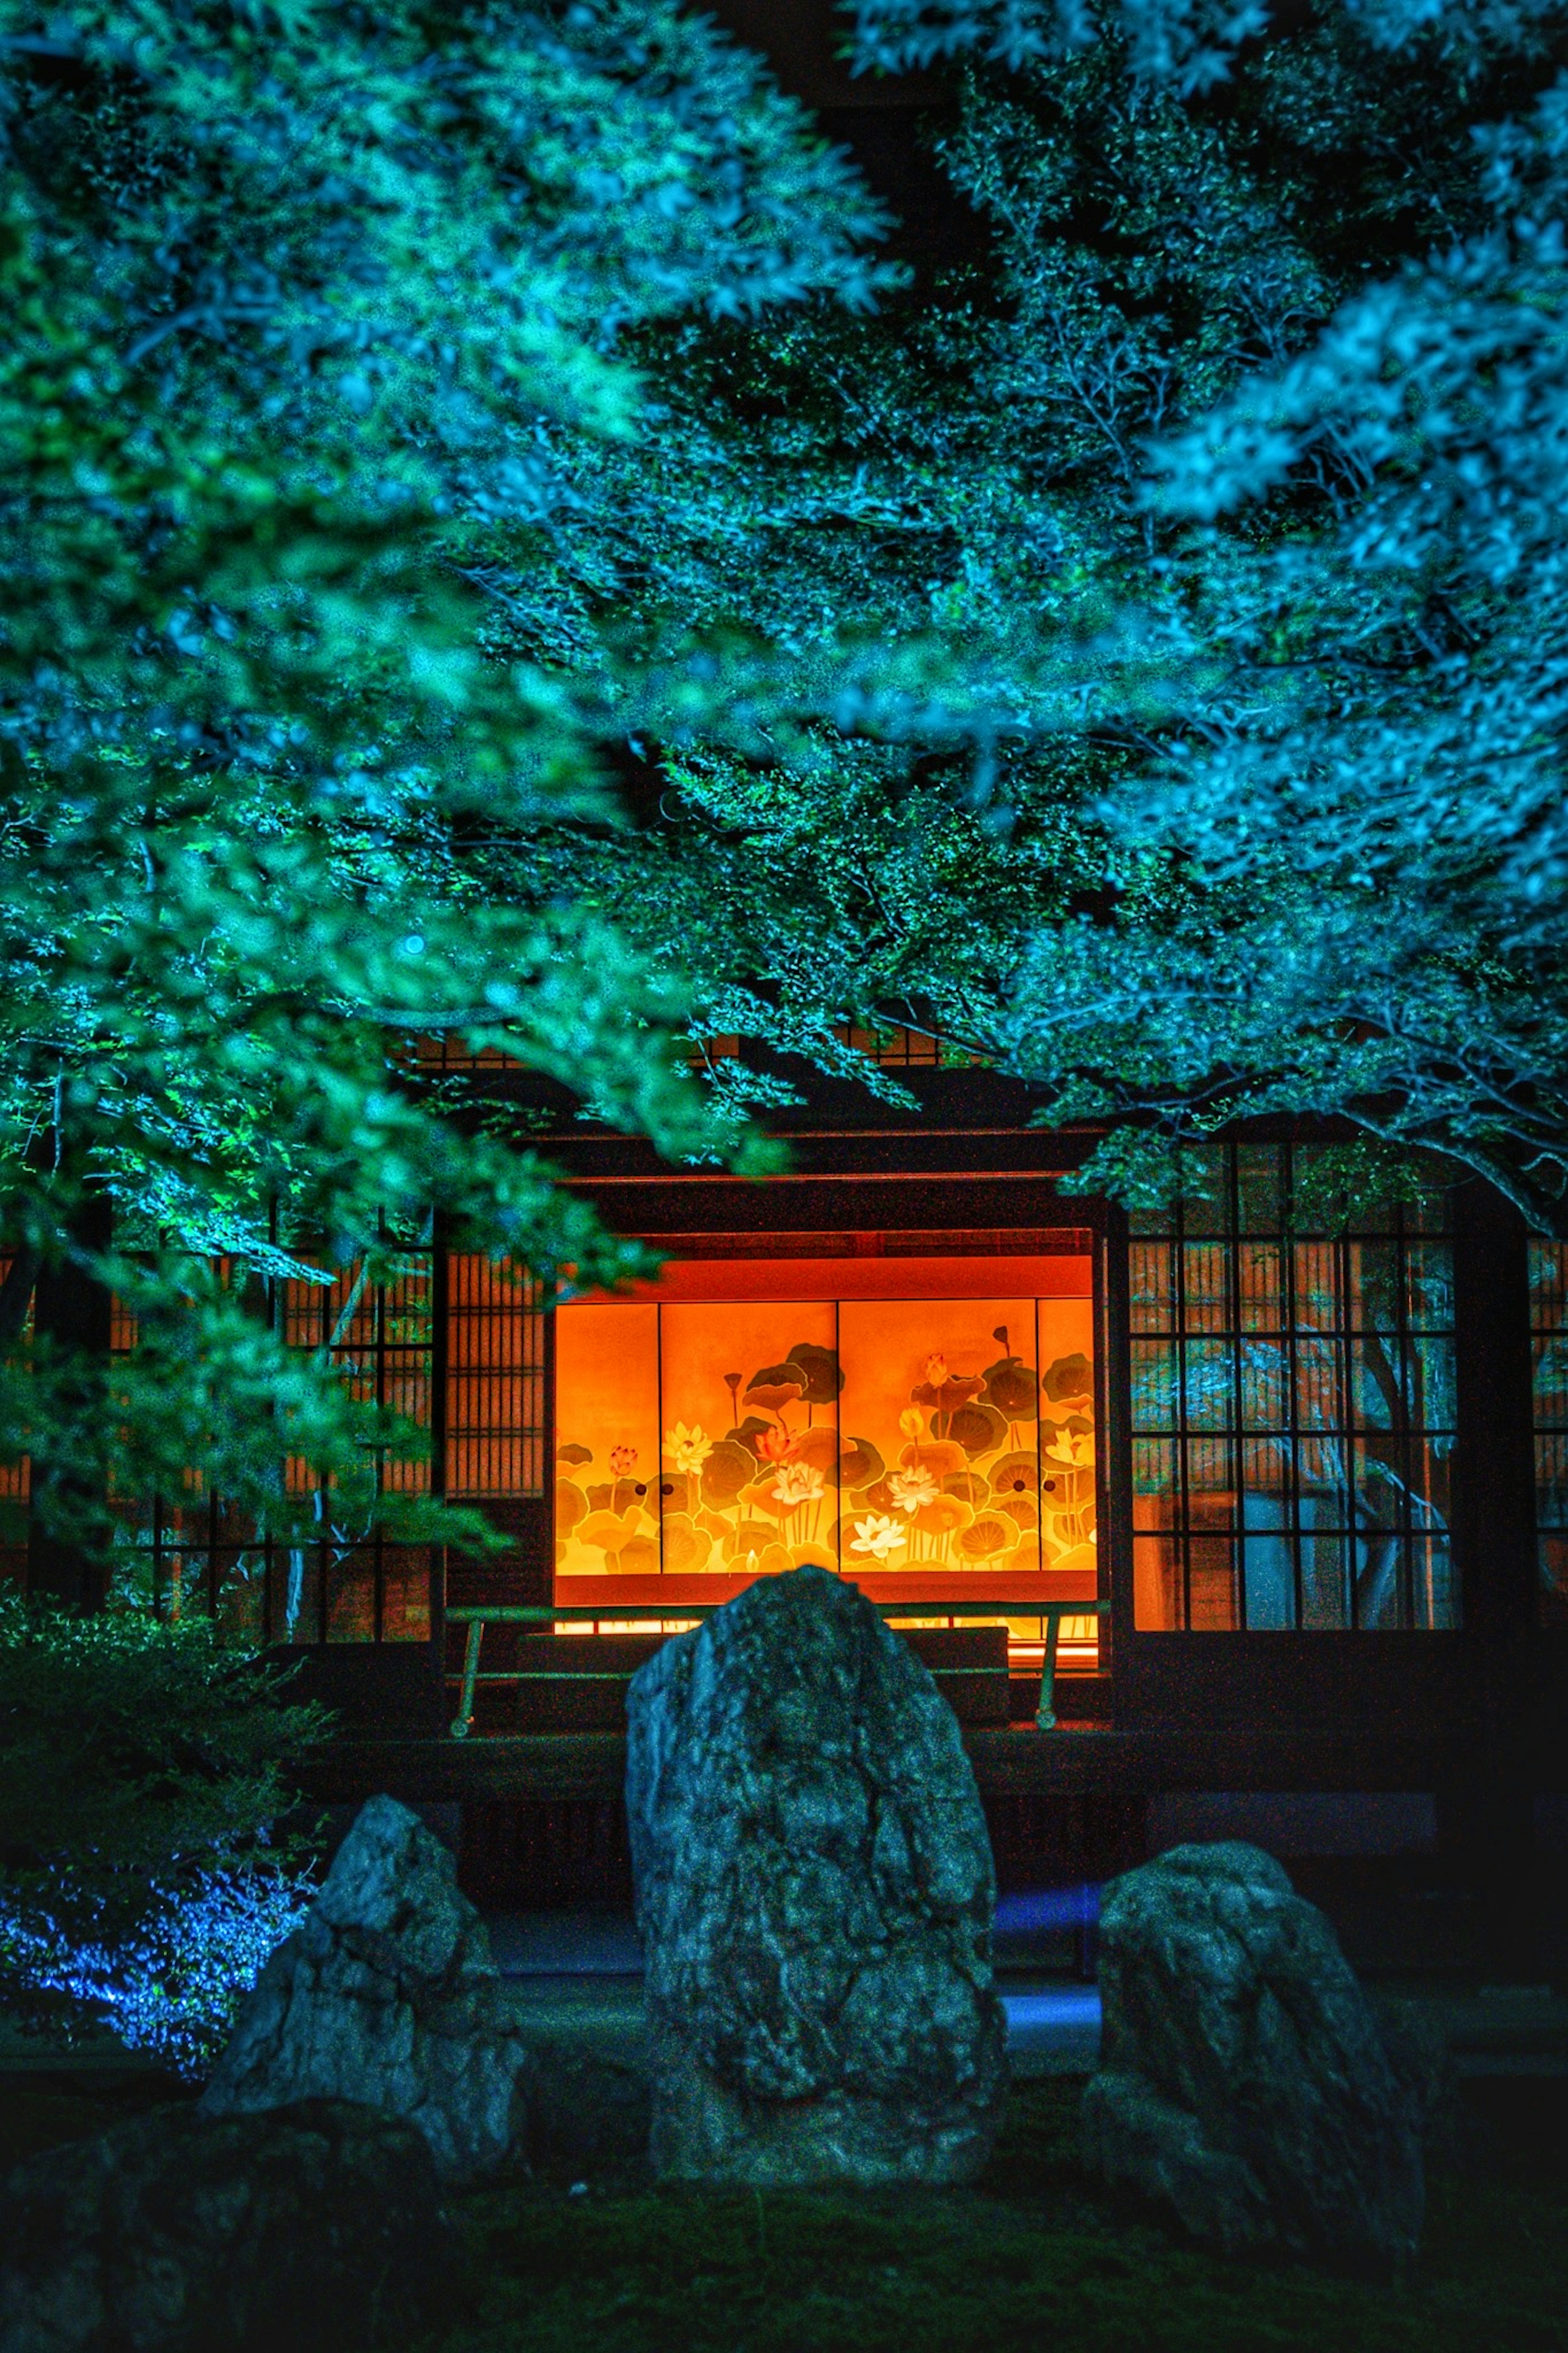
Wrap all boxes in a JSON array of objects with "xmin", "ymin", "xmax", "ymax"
[{"xmin": 26, "ymin": 1188, "xmax": 114, "ymax": 1613}]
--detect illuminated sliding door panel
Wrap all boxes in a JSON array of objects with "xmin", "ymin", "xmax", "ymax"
[
  {"xmin": 659, "ymin": 1300, "xmax": 838, "ymax": 1575},
  {"xmin": 552, "ymin": 1273, "xmax": 1098, "ymax": 1655},
  {"xmin": 554, "ymin": 1303, "xmax": 660, "ymax": 1577},
  {"xmin": 836, "ymin": 1298, "xmax": 1038, "ymax": 1576}
]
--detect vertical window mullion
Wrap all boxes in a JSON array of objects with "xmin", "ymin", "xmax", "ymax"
[
  {"xmin": 1340, "ymin": 1227, "xmax": 1359, "ymax": 1630},
  {"xmin": 1282, "ymin": 1145, "xmax": 1304, "ymax": 1630},
  {"xmin": 373, "ymin": 1229, "xmax": 386, "ymax": 1645},
  {"xmin": 1174, "ymin": 1195, "xmax": 1192, "ymax": 1631},
  {"xmin": 1228, "ymin": 1147, "xmax": 1247, "ymax": 1630},
  {"xmin": 1393, "ymin": 1204, "xmax": 1414, "ymax": 1630}
]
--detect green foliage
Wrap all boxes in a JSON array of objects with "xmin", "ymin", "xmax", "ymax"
[
  {"xmin": 595, "ymin": 0, "xmax": 1568, "ymax": 1227},
  {"xmin": 0, "ymin": 0, "xmax": 892, "ymax": 1552},
  {"xmin": 9, "ymin": 0, "xmax": 1568, "ymax": 1560},
  {"xmin": 0, "ymin": 1592, "xmax": 325, "ymax": 1920},
  {"xmin": 518, "ymin": 0, "xmax": 1568, "ymax": 1226},
  {"xmin": 0, "ymin": 1595, "xmax": 324, "ymax": 2057}
]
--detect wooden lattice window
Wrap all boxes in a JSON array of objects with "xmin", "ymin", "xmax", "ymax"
[{"xmin": 1130, "ymin": 1145, "xmax": 1456, "ymax": 1631}]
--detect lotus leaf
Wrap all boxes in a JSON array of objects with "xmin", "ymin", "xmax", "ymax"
[
  {"xmin": 577, "ymin": 1507, "xmax": 643, "ymax": 1552},
  {"xmin": 585, "ymin": 1483, "xmax": 612, "ymax": 1510},
  {"xmin": 827, "ymin": 1512, "xmax": 858, "ymax": 1558},
  {"xmin": 744, "ymin": 1365, "xmax": 808, "ymax": 1414},
  {"xmin": 1006, "ymin": 1540, "xmax": 1040, "ymax": 1575},
  {"xmin": 949, "ymin": 1399, "xmax": 1007, "ymax": 1457},
  {"xmin": 729, "ymin": 1518, "xmax": 778, "ymax": 1561},
  {"xmin": 619, "ymin": 1535, "xmax": 659, "ymax": 1575},
  {"xmin": 1000, "ymin": 1494, "xmax": 1038, "ymax": 1531},
  {"xmin": 838, "ymin": 1434, "xmax": 884, "ymax": 1488},
  {"xmin": 792, "ymin": 1424, "xmax": 840, "ymax": 1478},
  {"xmin": 757, "ymin": 1542, "xmax": 793, "ymax": 1578},
  {"xmin": 1042, "ymin": 1352, "xmax": 1092, "ymax": 1403},
  {"xmin": 958, "ymin": 1512, "xmax": 1013, "ymax": 1559},
  {"xmin": 913, "ymin": 1493, "xmax": 974, "ymax": 1539},
  {"xmin": 662, "ymin": 1513, "xmax": 708, "ymax": 1572},
  {"xmin": 611, "ymin": 1475, "xmax": 652, "ymax": 1515},
  {"xmin": 658, "ymin": 1471, "xmax": 692, "ymax": 1514},
  {"xmin": 898, "ymin": 1439, "xmax": 965, "ymax": 1479},
  {"xmin": 910, "ymin": 1374, "xmax": 985, "ymax": 1412},
  {"xmin": 989, "ymin": 1450, "xmax": 1037, "ymax": 1498},
  {"xmin": 728, "ymin": 1416, "xmax": 775, "ymax": 1456},
  {"xmin": 856, "ymin": 1476, "xmax": 897, "ymax": 1514},
  {"xmin": 983, "ymin": 1354, "xmax": 1039, "ymax": 1418},
  {"xmin": 700, "ymin": 1440, "xmax": 754, "ymax": 1504},
  {"xmin": 556, "ymin": 1442, "xmax": 592, "ymax": 1466},
  {"xmin": 943, "ymin": 1469, "xmax": 991, "ymax": 1505},
  {"xmin": 555, "ymin": 1480, "xmax": 587, "ymax": 1536},
  {"xmin": 785, "ymin": 1341, "xmax": 843, "ymax": 1403},
  {"xmin": 1049, "ymin": 1541, "xmax": 1098, "ymax": 1580},
  {"xmin": 739, "ymin": 1478, "xmax": 791, "ymax": 1521}
]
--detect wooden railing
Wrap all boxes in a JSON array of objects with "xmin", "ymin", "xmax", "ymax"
[{"xmin": 446, "ymin": 1598, "xmax": 1111, "ymax": 1740}]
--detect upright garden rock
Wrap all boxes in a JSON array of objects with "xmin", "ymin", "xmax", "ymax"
[
  {"xmin": 0, "ymin": 2097, "xmax": 446, "ymax": 2353},
  {"xmin": 1080, "ymin": 1840, "xmax": 1424, "ymax": 2273},
  {"xmin": 625, "ymin": 1564, "xmax": 1007, "ymax": 2185},
  {"xmin": 201, "ymin": 1794, "xmax": 527, "ymax": 2183}
]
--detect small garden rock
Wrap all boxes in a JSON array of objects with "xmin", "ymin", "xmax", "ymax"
[
  {"xmin": 201, "ymin": 1793, "xmax": 528, "ymax": 2182},
  {"xmin": 1080, "ymin": 1840, "xmax": 1424, "ymax": 2273},
  {"xmin": 0, "ymin": 2096, "xmax": 445, "ymax": 2353},
  {"xmin": 625, "ymin": 1564, "xmax": 1007, "ymax": 2185}
]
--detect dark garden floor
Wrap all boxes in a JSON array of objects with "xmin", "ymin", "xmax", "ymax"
[
  {"xmin": 5, "ymin": 1910, "xmax": 1568, "ymax": 2353},
  {"xmin": 4, "ymin": 2059, "xmax": 1567, "ymax": 2353}
]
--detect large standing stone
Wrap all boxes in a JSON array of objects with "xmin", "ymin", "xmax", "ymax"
[
  {"xmin": 0, "ymin": 2097, "xmax": 446, "ymax": 2353},
  {"xmin": 625, "ymin": 1565, "xmax": 1007, "ymax": 2185},
  {"xmin": 1080, "ymin": 1841, "xmax": 1424, "ymax": 2273},
  {"xmin": 201, "ymin": 1794, "xmax": 527, "ymax": 2183}
]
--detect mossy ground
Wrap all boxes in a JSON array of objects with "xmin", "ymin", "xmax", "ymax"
[
  {"xmin": 422, "ymin": 2076, "xmax": 1568, "ymax": 2353},
  {"xmin": 4, "ymin": 2070, "xmax": 1566, "ymax": 2351}
]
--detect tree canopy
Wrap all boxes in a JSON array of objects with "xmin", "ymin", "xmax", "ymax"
[
  {"xmin": 0, "ymin": 0, "xmax": 901, "ymax": 1562},
  {"xmin": 554, "ymin": 0, "xmax": 1568, "ymax": 1225},
  {"xmin": 4, "ymin": 0, "xmax": 1567, "ymax": 1582}
]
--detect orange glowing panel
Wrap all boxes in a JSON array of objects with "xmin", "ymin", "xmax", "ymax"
[
  {"xmin": 658, "ymin": 1301, "xmax": 839, "ymax": 1578},
  {"xmin": 553, "ymin": 1303, "xmax": 660, "ymax": 1578},
  {"xmin": 1036, "ymin": 1296, "xmax": 1097, "ymax": 1580},
  {"xmin": 836, "ymin": 1298, "xmax": 1040, "ymax": 1577},
  {"xmin": 551, "ymin": 1270, "xmax": 1098, "ymax": 1622}
]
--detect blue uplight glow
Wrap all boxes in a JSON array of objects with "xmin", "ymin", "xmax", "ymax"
[
  {"xmin": 994, "ymin": 1883, "xmax": 1101, "ymax": 1935},
  {"xmin": 1, "ymin": 1865, "xmax": 313, "ymax": 2079}
]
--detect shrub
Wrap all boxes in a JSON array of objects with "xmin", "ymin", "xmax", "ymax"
[{"xmin": 0, "ymin": 1593, "xmax": 328, "ymax": 2065}]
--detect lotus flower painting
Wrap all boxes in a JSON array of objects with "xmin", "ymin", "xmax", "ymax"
[{"xmin": 550, "ymin": 1278, "xmax": 1096, "ymax": 1589}]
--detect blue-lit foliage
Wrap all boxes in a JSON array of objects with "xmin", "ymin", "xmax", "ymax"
[
  {"xmin": 0, "ymin": 0, "xmax": 899, "ymax": 1548},
  {"xmin": 518, "ymin": 0, "xmax": 1568, "ymax": 1225},
  {"xmin": 8, "ymin": 0, "xmax": 1568, "ymax": 1569},
  {"xmin": 0, "ymin": 1863, "xmax": 311, "ymax": 2079},
  {"xmin": 828, "ymin": 0, "xmax": 1568, "ymax": 1224},
  {"xmin": 0, "ymin": 1592, "xmax": 322, "ymax": 2051}
]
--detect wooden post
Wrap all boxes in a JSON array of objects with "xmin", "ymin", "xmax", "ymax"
[{"xmin": 1446, "ymin": 1175, "xmax": 1541, "ymax": 1974}]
